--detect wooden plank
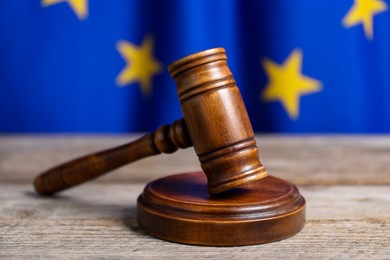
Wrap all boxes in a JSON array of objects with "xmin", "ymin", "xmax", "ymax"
[
  {"xmin": 1, "ymin": 136, "xmax": 390, "ymax": 185},
  {"xmin": 0, "ymin": 135, "xmax": 201, "ymax": 184},
  {"xmin": 0, "ymin": 184, "xmax": 389, "ymax": 259}
]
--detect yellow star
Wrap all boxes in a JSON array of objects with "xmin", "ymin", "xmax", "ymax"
[
  {"xmin": 261, "ymin": 49, "xmax": 322, "ymax": 119},
  {"xmin": 42, "ymin": 0, "xmax": 88, "ymax": 20},
  {"xmin": 342, "ymin": 0, "xmax": 387, "ymax": 39},
  {"xmin": 116, "ymin": 35, "xmax": 162, "ymax": 96}
]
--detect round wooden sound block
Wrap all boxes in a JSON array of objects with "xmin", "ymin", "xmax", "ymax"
[{"xmin": 137, "ymin": 172, "xmax": 305, "ymax": 246}]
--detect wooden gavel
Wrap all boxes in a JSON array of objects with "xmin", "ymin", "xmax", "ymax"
[
  {"xmin": 34, "ymin": 48, "xmax": 268, "ymax": 196},
  {"xmin": 33, "ymin": 48, "xmax": 306, "ymax": 246}
]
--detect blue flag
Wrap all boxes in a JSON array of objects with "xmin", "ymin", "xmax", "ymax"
[{"xmin": 1, "ymin": 0, "xmax": 389, "ymax": 133}]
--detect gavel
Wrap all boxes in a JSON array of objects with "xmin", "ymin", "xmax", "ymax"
[
  {"xmin": 33, "ymin": 48, "xmax": 306, "ymax": 246},
  {"xmin": 34, "ymin": 48, "xmax": 268, "ymax": 196}
]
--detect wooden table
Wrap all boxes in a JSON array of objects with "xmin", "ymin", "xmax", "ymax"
[{"xmin": 1, "ymin": 135, "xmax": 389, "ymax": 259}]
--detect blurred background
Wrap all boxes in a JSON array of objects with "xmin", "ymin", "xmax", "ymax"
[{"xmin": 1, "ymin": 0, "xmax": 389, "ymax": 133}]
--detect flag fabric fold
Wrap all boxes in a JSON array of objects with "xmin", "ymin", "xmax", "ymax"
[{"xmin": 1, "ymin": 0, "xmax": 389, "ymax": 133}]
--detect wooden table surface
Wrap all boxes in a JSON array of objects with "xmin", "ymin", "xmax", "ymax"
[{"xmin": 1, "ymin": 135, "xmax": 389, "ymax": 259}]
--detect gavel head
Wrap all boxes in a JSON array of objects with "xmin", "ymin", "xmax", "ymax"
[{"xmin": 168, "ymin": 48, "xmax": 268, "ymax": 194}]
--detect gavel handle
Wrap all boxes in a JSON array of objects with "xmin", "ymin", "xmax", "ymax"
[{"xmin": 34, "ymin": 119, "xmax": 192, "ymax": 196}]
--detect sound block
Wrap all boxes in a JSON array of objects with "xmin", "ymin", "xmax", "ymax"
[{"xmin": 137, "ymin": 172, "xmax": 305, "ymax": 246}]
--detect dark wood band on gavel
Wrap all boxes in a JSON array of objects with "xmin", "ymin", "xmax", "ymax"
[
  {"xmin": 168, "ymin": 48, "xmax": 268, "ymax": 194},
  {"xmin": 34, "ymin": 119, "xmax": 191, "ymax": 195}
]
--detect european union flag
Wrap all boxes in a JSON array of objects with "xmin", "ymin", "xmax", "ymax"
[{"xmin": 1, "ymin": 0, "xmax": 390, "ymax": 133}]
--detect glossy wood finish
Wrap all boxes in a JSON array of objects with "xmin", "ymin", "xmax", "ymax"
[
  {"xmin": 34, "ymin": 48, "xmax": 267, "ymax": 195},
  {"xmin": 34, "ymin": 119, "xmax": 191, "ymax": 195},
  {"xmin": 168, "ymin": 48, "xmax": 267, "ymax": 194},
  {"xmin": 32, "ymin": 48, "xmax": 302, "ymax": 246},
  {"xmin": 137, "ymin": 172, "xmax": 306, "ymax": 246}
]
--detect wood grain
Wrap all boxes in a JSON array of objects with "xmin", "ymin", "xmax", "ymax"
[
  {"xmin": 0, "ymin": 184, "xmax": 389, "ymax": 259},
  {"xmin": 32, "ymin": 48, "xmax": 269, "ymax": 196},
  {"xmin": 168, "ymin": 48, "xmax": 267, "ymax": 194},
  {"xmin": 33, "ymin": 119, "xmax": 191, "ymax": 195},
  {"xmin": 1, "ymin": 136, "xmax": 389, "ymax": 185},
  {"xmin": 1, "ymin": 136, "xmax": 389, "ymax": 258},
  {"xmin": 137, "ymin": 172, "xmax": 305, "ymax": 246}
]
